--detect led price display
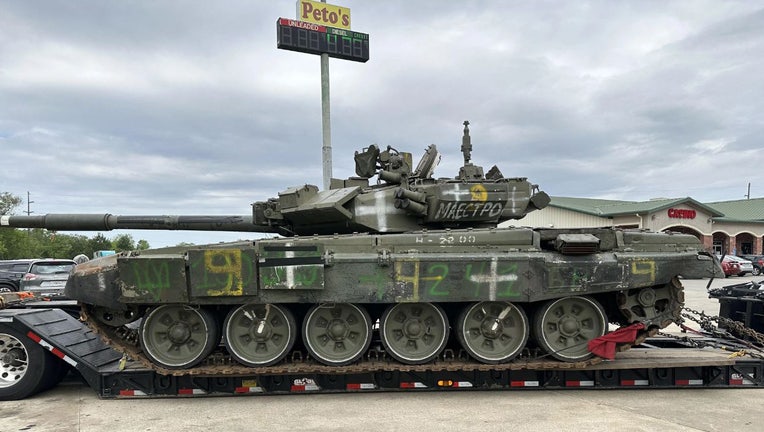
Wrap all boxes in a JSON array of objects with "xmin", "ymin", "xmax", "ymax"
[{"xmin": 277, "ymin": 18, "xmax": 369, "ymax": 63}]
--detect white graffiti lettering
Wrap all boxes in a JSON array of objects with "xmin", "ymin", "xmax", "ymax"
[{"xmin": 434, "ymin": 202, "xmax": 503, "ymax": 220}]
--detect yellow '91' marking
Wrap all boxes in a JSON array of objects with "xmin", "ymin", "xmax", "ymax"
[{"xmin": 204, "ymin": 250, "xmax": 243, "ymax": 296}]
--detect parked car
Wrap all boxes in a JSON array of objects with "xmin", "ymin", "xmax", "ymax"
[
  {"xmin": 18, "ymin": 259, "xmax": 77, "ymax": 297},
  {"xmin": 0, "ymin": 259, "xmax": 37, "ymax": 292},
  {"xmin": 0, "ymin": 259, "xmax": 76, "ymax": 295},
  {"xmin": 723, "ymin": 255, "xmax": 754, "ymax": 276},
  {"xmin": 720, "ymin": 258, "xmax": 742, "ymax": 278},
  {"xmin": 739, "ymin": 254, "xmax": 764, "ymax": 276}
]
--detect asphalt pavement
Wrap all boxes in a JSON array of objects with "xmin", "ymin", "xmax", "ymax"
[{"xmin": 1, "ymin": 275, "xmax": 762, "ymax": 432}]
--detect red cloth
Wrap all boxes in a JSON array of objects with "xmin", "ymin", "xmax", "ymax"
[{"xmin": 587, "ymin": 323, "xmax": 646, "ymax": 360}]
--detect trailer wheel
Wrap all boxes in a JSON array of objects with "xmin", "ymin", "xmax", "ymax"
[{"xmin": 0, "ymin": 326, "xmax": 61, "ymax": 400}]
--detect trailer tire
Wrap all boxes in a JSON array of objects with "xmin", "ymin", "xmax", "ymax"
[
  {"xmin": 51, "ymin": 361, "xmax": 72, "ymax": 387},
  {"xmin": 36, "ymin": 356, "xmax": 69, "ymax": 393},
  {"xmin": 0, "ymin": 283, "xmax": 17, "ymax": 293},
  {"xmin": 0, "ymin": 326, "xmax": 62, "ymax": 400}
]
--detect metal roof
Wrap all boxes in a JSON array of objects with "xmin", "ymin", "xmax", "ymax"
[
  {"xmin": 549, "ymin": 196, "xmax": 763, "ymax": 221},
  {"xmin": 705, "ymin": 197, "xmax": 764, "ymax": 223},
  {"xmin": 550, "ymin": 197, "xmax": 724, "ymax": 218}
]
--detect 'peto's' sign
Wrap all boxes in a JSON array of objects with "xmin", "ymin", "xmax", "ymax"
[{"xmin": 297, "ymin": 0, "xmax": 351, "ymax": 30}]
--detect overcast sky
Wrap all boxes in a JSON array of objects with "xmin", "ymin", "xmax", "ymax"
[{"xmin": 2, "ymin": 1, "xmax": 763, "ymax": 248}]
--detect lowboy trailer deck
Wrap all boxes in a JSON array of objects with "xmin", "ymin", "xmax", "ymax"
[{"xmin": 1, "ymin": 303, "xmax": 762, "ymax": 400}]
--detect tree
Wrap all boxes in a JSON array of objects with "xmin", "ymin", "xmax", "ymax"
[
  {"xmin": 0, "ymin": 229, "xmax": 34, "ymax": 259},
  {"xmin": 0, "ymin": 192, "xmax": 22, "ymax": 215},
  {"xmin": 136, "ymin": 239, "xmax": 151, "ymax": 250},
  {"xmin": 0, "ymin": 192, "xmax": 23, "ymax": 258},
  {"xmin": 112, "ymin": 234, "xmax": 136, "ymax": 252},
  {"xmin": 89, "ymin": 233, "xmax": 113, "ymax": 253}
]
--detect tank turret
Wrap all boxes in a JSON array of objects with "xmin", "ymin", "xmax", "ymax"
[{"xmin": 2, "ymin": 122, "xmax": 549, "ymax": 237}]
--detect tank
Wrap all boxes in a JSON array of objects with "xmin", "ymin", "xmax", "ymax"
[{"xmin": 0, "ymin": 121, "xmax": 722, "ymax": 372}]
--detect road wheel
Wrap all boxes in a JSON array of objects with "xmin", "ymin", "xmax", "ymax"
[
  {"xmin": 457, "ymin": 301, "xmax": 528, "ymax": 364},
  {"xmin": 532, "ymin": 296, "xmax": 607, "ymax": 362},
  {"xmin": 303, "ymin": 303, "xmax": 372, "ymax": 366},
  {"xmin": 753, "ymin": 267, "xmax": 761, "ymax": 276},
  {"xmin": 140, "ymin": 305, "xmax": 220, "ymax": 369},
  {"xmin": 224, "ymin": 303, "xmax": 297, "ymax": 367},
  {"xmin": 0, "ymin": 326, "xmax": 62, "ymax": 400},
  {"xmin": 380, "ymin": 302, "xmax": 449, "ymax": 364}
]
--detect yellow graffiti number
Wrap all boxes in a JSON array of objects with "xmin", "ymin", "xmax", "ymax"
[
  {"xmin": 470, "ymin": 184, "xmax": 488, "ymax": 201},
  {"xmin": 204, "ymin": 250, "xmax": 244, "ymax": 296},
  {"xmin": 631, "ymin": 260, "xmax": 656, "ymax": 285}
]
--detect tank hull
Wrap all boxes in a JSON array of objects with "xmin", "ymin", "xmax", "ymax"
[{"xmin": 68, "ymin": 226, "xmax": 720, "ymax": 324}]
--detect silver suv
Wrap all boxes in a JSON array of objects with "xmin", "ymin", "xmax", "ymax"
[{"xmin": 18, "ymin": 259, "xmax": 77, "ymax": 298}]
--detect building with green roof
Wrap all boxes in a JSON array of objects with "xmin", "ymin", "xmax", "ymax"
[{"xmin": 509, "ymin": 197, "xmax": 764, "ymax": 255}]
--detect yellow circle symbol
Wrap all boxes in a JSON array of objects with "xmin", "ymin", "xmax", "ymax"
[{"xmin": 470, "ymin": 184, "xmax": 488, "ymax": 201}]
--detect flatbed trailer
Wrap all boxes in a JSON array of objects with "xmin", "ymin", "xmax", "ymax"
[{"xmin": 1, "ymin": 305, "xmax": 763, "ymax": 400}]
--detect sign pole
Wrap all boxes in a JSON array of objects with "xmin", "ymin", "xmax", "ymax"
[
  {"xmin": 321, "ymin": 51, "xmax": 332, "ymax": 190},
  {"xmin": 278, "ymin": 1, "xmax": 369, "ymax": 190},
  {"xmin": 320, "ymin": 0, "xmax": 332, "ymax": 191}
]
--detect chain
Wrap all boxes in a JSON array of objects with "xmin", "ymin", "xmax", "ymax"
[
  {"xmin": 656, "ymin": 329, "xmax": 704, "ymax": 348},
  {"xmin": 678, "ymin": 307, "xmax": 764, "ymax": 359}
]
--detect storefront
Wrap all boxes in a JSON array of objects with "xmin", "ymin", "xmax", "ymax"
[{"xmin": 512, "ymin": 197, "xmax": 764, "ymax": 255}]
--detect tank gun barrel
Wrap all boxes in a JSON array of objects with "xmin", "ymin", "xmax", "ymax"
[{"xmin": 0, "ymin": 214, "xmax": 275, "ymax": 233}]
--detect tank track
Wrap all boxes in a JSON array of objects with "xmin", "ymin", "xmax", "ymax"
[
  {"xmin": 81, "ymin": 279, "xmax": 684, "ymax": 377},
  {"xmin": 617, "ymin": 277, "xmax": 685, "ymax": 329},
  {"xmin": 83, "ymin": 307, "xmax": 603, "ymax": 376}
]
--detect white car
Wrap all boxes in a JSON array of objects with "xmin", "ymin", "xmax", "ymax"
[{"xmin": 725, "ymin": 255, "xmax": 754, "ymax": 276}]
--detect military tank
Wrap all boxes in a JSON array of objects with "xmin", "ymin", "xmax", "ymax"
[{"xmin": 0, "ymin": 121, "xmax": 722, "ymax": 372}]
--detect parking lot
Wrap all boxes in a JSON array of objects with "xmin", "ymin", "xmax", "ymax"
[{"xmin": 1, "ymin": 275, "xmax": 762, "ymax": 432}]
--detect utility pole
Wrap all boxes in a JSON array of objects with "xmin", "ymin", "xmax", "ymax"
[
  {"xmin": 745, "ymin": 182, "xmax": 751, "ymax": 199},
  {"xmin": 25, "ymin": 191, "xmax": 34, "ymax": 216},
  {"xmin": 25, "ymin": 191, "xmax": 34, "ymax": 235}
]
